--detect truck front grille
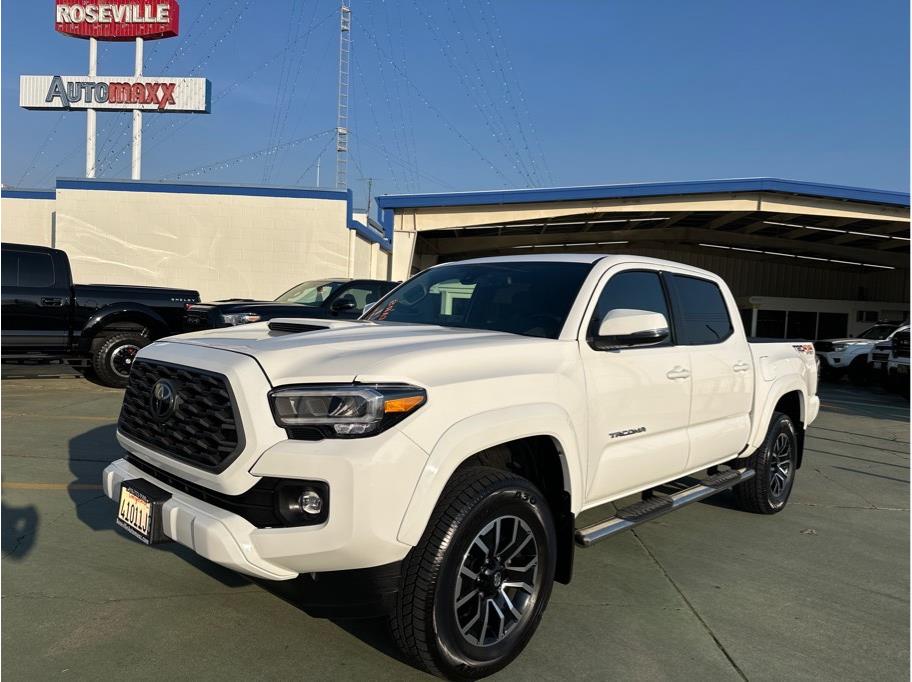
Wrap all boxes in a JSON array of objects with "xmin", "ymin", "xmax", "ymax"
[
  {"xmin": 118, "ymin": 360, "xmax": 243, "ymax": 470},
  {"xmin": 814, "ymin": 341, "xmax": 834, "ymax": 352}
]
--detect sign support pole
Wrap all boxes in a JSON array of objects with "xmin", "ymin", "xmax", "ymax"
[
  {"xmin": 86, "ymin": 37, "xmax": 97, "ymax": 178},
  {"xmin": 131, "ymin": 37, "xmax": 143, "ymax": 180}
]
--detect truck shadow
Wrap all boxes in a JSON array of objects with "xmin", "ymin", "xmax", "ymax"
[
  {"xmin": 67, "ymin": 423, "xmax": 250, "ymax": 589},
  {"xmin": 254, "ymin": 577, "xmax": 414, "ymax": 668}
]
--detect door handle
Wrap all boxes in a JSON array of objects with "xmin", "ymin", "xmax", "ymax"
[
  {"xmin": 733, "ymin": 362, "xmax": 751, "ymax": 373},
  {"xmin": 666, "ymin": 366, "xmax": 691, "ymax": 380},
  {"xmin": 40, "ymin": 297, "xmax": 64, "ymax": 307}
]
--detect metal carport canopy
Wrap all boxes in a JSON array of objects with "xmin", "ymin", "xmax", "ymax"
[{"xmin": 376, "ymin": 178, "xmax": 910, "ymax": 280}]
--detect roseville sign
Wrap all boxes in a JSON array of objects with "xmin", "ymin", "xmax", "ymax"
[
  {"xmin": 55, "ymin": 0, "xmax": 180, "ymax": 41},
  {"xmin": 20, "ymin": 75, "xmax": 210, "ymax": 113}
]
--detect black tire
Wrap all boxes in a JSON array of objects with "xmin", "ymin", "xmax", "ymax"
[
  {"xmin": 848, "ymin": 357, "xmax": 871, "ymax": 386},
  {"xmin": 733, "ymin": 412, "xmax": 798, "ymax": 514},
  {"xmin": 390, "ymin": 466, "xmax": 556, "ymax": 680},
  {"xmin": 91, "ymin": 332, "xmax": 148, "ymax": 388}
]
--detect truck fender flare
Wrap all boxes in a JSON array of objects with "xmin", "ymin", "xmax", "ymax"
[
  {"xmin": 80, "ymin": 303, "xmax": 169, "ymax": 347},
  {"xmin": 747, "ymin": 378, "xmax": 807, "ymax": 450},
  {"xmin": 396, "ymin": 403, "xmax": 583, "ymax": 547}
]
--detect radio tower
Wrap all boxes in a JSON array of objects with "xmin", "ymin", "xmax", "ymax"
[{"xmin": 335, "ymin": 1, "xmax": 351, "ymax": 189}]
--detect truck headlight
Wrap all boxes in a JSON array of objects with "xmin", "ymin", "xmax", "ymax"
[
  {"xmin": 831, "ymin": 343, "xmax": 846, "ymax": 352},
  {"xmin": 269, "ymin": 384, "xmax": 426, "ymax": 438},
  {"xmin": 221, "ymin": 312, "xmax": 262, "ymax": 326}
]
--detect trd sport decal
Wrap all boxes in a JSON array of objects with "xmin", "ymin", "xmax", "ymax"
[{"xmin": 609, "ymin": 426, "xmax": 647, "ymax": 439}]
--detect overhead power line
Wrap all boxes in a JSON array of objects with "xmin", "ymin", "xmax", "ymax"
[{"xmin": 162, "ymin": 129, "xmax": 333, "ymax": 180}]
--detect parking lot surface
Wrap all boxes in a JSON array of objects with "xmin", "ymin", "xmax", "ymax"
[{"xmin": 2, "ymin": 377, "xmax": 908, "ymax": 680}]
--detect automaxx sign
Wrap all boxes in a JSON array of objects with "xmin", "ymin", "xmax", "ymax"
[{"xmin": 20, "ymin": 75, "xmax": 210, "ymax": 113}]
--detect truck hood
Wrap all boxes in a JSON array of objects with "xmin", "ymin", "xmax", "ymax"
[
  {"xmin": 818, "ymin": 337, "xmax": 876, "ymax": 345},
  {"xmin": 165, "ymin": 318, "xmax": 566, "ymax": 386}
]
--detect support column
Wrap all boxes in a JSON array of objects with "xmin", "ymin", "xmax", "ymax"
[
  {"xmin": 347, "ymin": 229, "xmax": 356, "ymax": 278},
  {"xmin": 390, "ymin": 212, "xmax": 418, "ymax": 281},
  {"xmin": 369, "ymin": 242, "xmax": 380, "ymax": 279},
  {"xmin": 131, "ymin": 37, "xmax": 144, "ymax": 180},
  {"xmin": 85, "ymin": 37, "xmax": 97, "ymax": 178}
]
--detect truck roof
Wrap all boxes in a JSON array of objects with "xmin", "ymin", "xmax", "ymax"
[{"xmin": 445, "ymin": 253, "xmax": 711, "ymax": 271}]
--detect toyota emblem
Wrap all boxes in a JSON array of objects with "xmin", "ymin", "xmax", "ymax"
[{"xmin": 150, "ymin": 379, "xmax": 177, "ymax": 420}]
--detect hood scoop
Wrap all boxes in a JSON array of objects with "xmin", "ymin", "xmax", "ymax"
[{"xmin": 268, "ymin": 320, "xmax": 330, "ymax": 334}]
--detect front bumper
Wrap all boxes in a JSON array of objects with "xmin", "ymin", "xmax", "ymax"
[
  {"xmin": 104, "ymin": 428, "xmax": 429, "ymax": 580},
  {"xmin": 817, "ymin": 352, "xmax": 845, "ymax": 369}
]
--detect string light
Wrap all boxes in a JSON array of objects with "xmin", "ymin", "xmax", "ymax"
[
  {"xmin": 163, "ymin": 129, "xmax": 333, "ymax": 180},
  {"xmin": 409, "ymin": 0, "xmax": 534, "ymax": 187},
  {"xmin": 361, "ymin": 23, "xmax": 512, "ymax": 186}
]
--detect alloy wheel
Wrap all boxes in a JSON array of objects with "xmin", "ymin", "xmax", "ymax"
[
  {"xmin": 769, "ymin": 432, "xmax": 793, "ymax": 498},
  {"xmin": 453, "ymin": 515, "xmax": 540, "ymax": 647}
]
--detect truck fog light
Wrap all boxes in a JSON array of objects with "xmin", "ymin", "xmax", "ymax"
[{"xmin": 298, "ymin": 489, "xmax": 324, "ymax": 515}]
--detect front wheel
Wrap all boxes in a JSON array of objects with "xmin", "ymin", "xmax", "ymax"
[
  {"xmin": 848, "ymin": 357, "xmax": 871, "ymax": 386},
  {"xmin": 390, "ymin": 466, "xmax": 556, "ymax": 680},
  {"xmin": 733, "ymin": 412, "xmax": 798, "ymax": 514},
  {"xmin": 91, "ymin": 332, "xmax": 149, "ymax": 388}
]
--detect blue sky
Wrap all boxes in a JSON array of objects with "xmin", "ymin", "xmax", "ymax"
[{"xmin": 2, "ymin": 0, "xmax": 909, "ymax": 210}]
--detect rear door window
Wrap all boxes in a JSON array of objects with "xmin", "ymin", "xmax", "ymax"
[
  {"xmin": 670, "ymin": 275, "xmax": 733, "ymax": 345},
  {"xmin": 3, "ymin": 251, "xmax": 55, "ymax": 287}
]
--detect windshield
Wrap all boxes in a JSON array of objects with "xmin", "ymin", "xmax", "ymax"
[
  {"xmin": 857, "ymin": 325, "xmax": 897, "ymax": 340},
  {"xmin": 275, "ymin": 280, "xmax": 346, "ymax": 306},
  {"xmin": 365, "ymin": 261, "xmax": 593, "ymax": 339}
]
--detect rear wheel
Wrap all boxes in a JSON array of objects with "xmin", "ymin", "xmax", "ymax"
[
  {"xmin": 390, "ymin": 466, "xmax": 556, "ymax": 680},
  {"xmin": 91, "ymin": 332, "xmax": 148, "ymax": 388},
  {"xmin": 733, "ymin": 412, "xmax": 798, "ymax": 514}
]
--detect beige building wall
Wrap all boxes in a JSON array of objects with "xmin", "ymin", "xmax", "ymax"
[
  {"xmin": 1, "ymin": 196, "xmax": 56, "ymax": 246},
  {"xmin": 352, "ymin": 234, "xmax": 372, "ymax": 278},
  {"xmin": 52, "ymin": 186, "xmax": 355, "ymax": 300}
]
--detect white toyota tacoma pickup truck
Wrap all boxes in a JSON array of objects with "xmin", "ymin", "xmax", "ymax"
[{"xmin": 105, "ymin": 254, "xmax": 819, "ymax": 680}]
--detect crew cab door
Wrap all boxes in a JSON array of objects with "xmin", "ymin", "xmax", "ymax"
[
  {"xmin": 579, "ymin": 268, "xmax": 692, "ymax": 503},
  {"xmin": 665, "ymin": 273, "xmax": 753, "ymax": 469},
  {"xmin": 1, "ymin": 247, "xmax": 71, "ymax": 351}
]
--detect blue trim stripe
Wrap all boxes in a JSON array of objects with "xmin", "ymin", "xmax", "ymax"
[
  {"xmin": 1, "ymin": 189, "xmax": 56, "ymax": 200},
  {"xmin": 56, "ymin": 177, "xmax": 349, "ymax": 201},
  {"xmin": 376, "ymin": 177, "xmax": 910, "ymax": 210}
]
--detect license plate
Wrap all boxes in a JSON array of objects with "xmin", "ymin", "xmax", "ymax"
[
  {"xmin": 116, "ymin": 479, "xmax": 171, "ymax": 545},
  {"xmin": 872, "ymin": 361, "xmax": 883, "ymax": 370}
]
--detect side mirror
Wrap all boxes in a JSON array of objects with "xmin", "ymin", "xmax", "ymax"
[
  {"xmin": 330, "ymin": 297, "xmax": 357, "ymax": 313},
  {"xmin": 591, "ymin": 309, "xmax": 669, "ymax": 350}
]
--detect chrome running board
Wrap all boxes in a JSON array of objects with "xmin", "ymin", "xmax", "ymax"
[{"xmin": 574, "ymin": 468, "xmax": 756, "ymax": 548}]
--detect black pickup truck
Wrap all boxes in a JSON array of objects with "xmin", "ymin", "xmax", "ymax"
[
  {"xmin": 184, "ymin": 278, "xmax": 397, "ymax": 330},
  {"xmin": 1, "ymin": 243, "xmax": 199, "ymax": 387}
]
